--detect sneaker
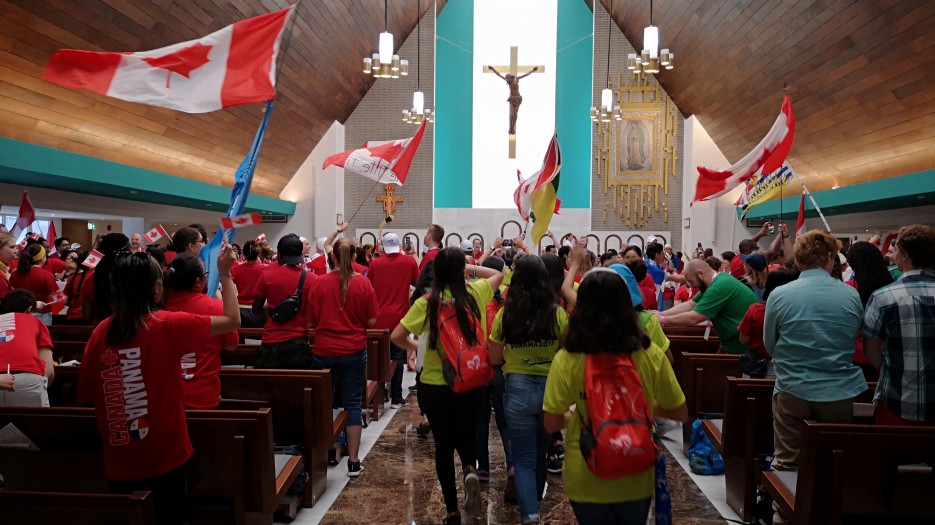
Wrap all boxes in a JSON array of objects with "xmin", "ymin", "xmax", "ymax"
[
  {"xmin": 390, "ymin": 398, "xmax": 408, "ymax": 409},
  {"xmin": 347, "ymin": 460, "xmax": 364, "ymax": 478},
  {"xmin": 476, "ymin": 469, "xmax": 490, "ymax": 482},
  {"xmin": 417, "ymin": 421, "xmax": 432, "ymax": 438},
  {"xmin": 546, "ymin": 454, "xmax": 563, "ymax": 474},
  {"xmin": 463, "ymin": 472, "xmax": 481, "ymax": 515},
  {"xmin": 553, "ymin": 442, "xmax": 566, "ymax": 459},
  {"xmin": 408, "ymin": 384, "xmax": 419, "ymax": 392},
  {"xmin": 504, "ymin": 474, "xmax": 517, "ymax": 504}
]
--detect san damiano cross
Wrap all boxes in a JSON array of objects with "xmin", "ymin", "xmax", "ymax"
[
  {"xmin": 376, "ymin": 184, "xmax": 404, "ymax": 218},
  {"xmin": 483, "ymin": 46, "xmax": 545, "ymax": 158}
]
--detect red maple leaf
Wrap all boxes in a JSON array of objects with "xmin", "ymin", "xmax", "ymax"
[
  {"xmin": 143, "ymin": 42, "xmax": 212, "ymax": 88},
  {"xmin": 102, "ymin": 348, "xmax": 119, "ymax": 367}
]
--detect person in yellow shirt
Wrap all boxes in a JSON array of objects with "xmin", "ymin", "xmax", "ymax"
[
  {"xmin": 488, "ymin": 255, "xmax": 569, "ymax": 525},
  {"xmin": 391, "ymin": 247, "xmax": 503, "ymax": 525},
  {"xmin": 544, "ymin": 268, "xmax": 687, "ymax": 525}
]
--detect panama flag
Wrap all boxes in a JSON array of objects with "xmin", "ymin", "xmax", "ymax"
[
  {"xmin": 322, "ymin": 121, "xmax": 427, "ymax": 185},
  {"xmin": 220, "ymin": 212, "xmax": 262, "ymax": 230},
  {"xmin": 42, "ymin": 7, "xmax": 294, "ymax": 113},
  {"xmin": 693, "ymin": 95, "xmax": 795, "ymax": 203},
  {"xmin": 143, "ymin": 225, "xmax": 169, "ymax": 244},
  {"xmin": 795, "ymin": 193, "xmax": 807, "ymax": 237}
]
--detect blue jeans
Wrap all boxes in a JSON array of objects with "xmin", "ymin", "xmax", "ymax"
[
  {"xmin": 476, "ymin": 366, "xmax": 512, "ymax": 471},
  {"xmin": 504, "ymin": 373, "xmax": 549, "ymax": 524},
  {"xmin": 570, "ymin": 498, "xmax": 652, "ymax": 525},
  {"xmin": 311, "ymin": 349, "xmax": 367, "ymax": 427}
]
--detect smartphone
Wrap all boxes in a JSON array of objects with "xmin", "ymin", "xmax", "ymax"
[
  {"xmin": 767, "ymin": 222, "xmax": 776, "ymax": 235},
  {"xmin": 502, "ymin": 239, "xmax": 515, "ymax": 247},
  {"xmin": 404, "ymin": 238, "xmax": 412, "ymax": 251}
]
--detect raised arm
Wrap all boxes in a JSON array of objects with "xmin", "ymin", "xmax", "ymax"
[
  {"xmin": 325, "ymin": 222, "xmax": 349, "ymax": 256},
  {"xmin": 209, "ymin": 244, "xmax": 241, "ymax": 336},
  {"xmin": 487, "ymin": 66, "xmax": 505, "ymax": 80},
  {"xmin": 517, "ymin": 66, "xmax": 539, "ymax": 79}
]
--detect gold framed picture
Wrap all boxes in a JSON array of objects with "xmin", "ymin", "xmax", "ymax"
[{"xmin": 616, "ymin": 114, "xmax": 660, "ymax": 178}]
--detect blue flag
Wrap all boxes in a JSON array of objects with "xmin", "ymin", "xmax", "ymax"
[{"xmin": 203, "ymin": 100, "xmax": 274, "ymax": 294}]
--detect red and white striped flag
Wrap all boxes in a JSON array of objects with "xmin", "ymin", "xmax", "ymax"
[
  {"xmin": 795, "ymin": 193, "xmax": 807, "ymax": 238},
  {"xmin": 220, "ymin": 212, "xmax": 263, "ymax": 230},
  {"xmin": 144, "ymin": 225, "xmax": 169, "ymax": 244},
  {"xmin": 693, "ymin": 95, "xmax": 795, "ymax": 203},
  {"xmin": 322, "ymin": 121, "xmax": 426, "ymax": 185},
  {"xmin": 43, "ymin": 7, "xmax": 294, "ymax": 113},
  {"xmin": 82, "ymin": 249, "xmax": 104, "ymax": 269},
  {"xmin": 15, "ymin": 192, "xmax": 35, "ymax": 232}
]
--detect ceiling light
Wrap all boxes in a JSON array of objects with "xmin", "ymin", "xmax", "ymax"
[
  {"xmin": 402, "ymin": 0, "xmax": 433, "ymax": 125},
  {"xmin": 591, "ymin": 0, "xmax": 621, "ymax": 123},
  {"xmin": 629, "ymin": 0, "xmax": 673, "ymax": 75},
  {"xmin": 363, "ymin": 0, "xmax": 408, "ymax": 79}
]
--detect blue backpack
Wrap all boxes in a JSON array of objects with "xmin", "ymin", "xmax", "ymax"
[{"xmin": 687, "ymin": 418, "xmax": 724, "ymax": 475}]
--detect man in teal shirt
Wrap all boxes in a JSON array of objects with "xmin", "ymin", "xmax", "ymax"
[{"xmin": 656, "ymin": 258, "xmax": 758, "ymax": 354}]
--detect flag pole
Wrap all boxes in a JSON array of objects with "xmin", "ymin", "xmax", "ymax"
[
  {"xmin": 346, "ymin": 166, "xmax": 390, "ymax": 224},
  {"xmin": 791, "ymin": 170, "xmax": 832, "ymax": 233}
]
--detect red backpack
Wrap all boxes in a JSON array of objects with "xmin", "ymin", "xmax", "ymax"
[
  {"xmin": 578, "ymin": 352, "xmax": 656, "ymax": 479},
  {"xmin": 433, "ymin": 296, "xmax": 494, "ymax": 393}
]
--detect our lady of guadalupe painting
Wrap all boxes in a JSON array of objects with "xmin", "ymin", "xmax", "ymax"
[{"xmin": 618, "ymin": 118, "xmax": 655, "ymax": 173}]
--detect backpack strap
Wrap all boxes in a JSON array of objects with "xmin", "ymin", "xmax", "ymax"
[{"xmin": 293, "ymin": 266, "xmax": 307, "ymax": 305}]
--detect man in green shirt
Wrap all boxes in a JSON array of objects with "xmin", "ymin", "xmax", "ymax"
[{"xmin": 655, "ymin": 258, "xmax": 758, "ymax": 354}]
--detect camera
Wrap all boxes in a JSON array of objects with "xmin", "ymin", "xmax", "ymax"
[{"xmin": 502, "ymin": 239, "xmax": 515, "ymax": 247}]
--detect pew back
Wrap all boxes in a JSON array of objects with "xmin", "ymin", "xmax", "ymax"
[{"xmin": 0, "ymin": 490, "xmax": 156, "ymax": 525}]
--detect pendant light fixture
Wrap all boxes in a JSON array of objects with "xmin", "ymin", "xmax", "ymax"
[
  {"xmin": 628, "ymin": 0, "xmax": 674, "ymax": 74},
  {"xmin": 591, "ymin": 0, "xmax": 621, "ymax": 122},
  {"xmin": 403, "ymin": 0, "xmax": 433, "ymax": 124},
  {"xmin": 363, "ymin": 0, "xmax": 408, "ymax": 79}
]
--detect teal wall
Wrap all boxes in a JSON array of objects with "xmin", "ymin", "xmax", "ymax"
[
  {"xmin": 434, "ymin": 0, "xmax": 474, "ymax": 208},
  {"xmin": 555, "ymin": 0, "xmax": 593, "ymax": 209}
]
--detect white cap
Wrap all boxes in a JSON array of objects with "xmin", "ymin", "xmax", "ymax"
[
  {"xmin": 459, "ymin": 239, "xmax": 473, "ymax": 253},
  {"xmin": 382, "ymin": 232, "xmax": 401, "ymax": 254}
]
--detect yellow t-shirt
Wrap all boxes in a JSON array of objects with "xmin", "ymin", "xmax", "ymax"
[
  {"xmin": 489, "ymin": 306, "xmax": 569, "ymax": 376},
  {"xmin": 543, "ymin": 344, "xmax": 685, "ymax": 503},
  {"xmin": 639, "ymin": 310, "xmax": 670, "ymax": 353},
  {"xmin": 400, "ymin": 279, "xmax": 494, "ymax": 386}
]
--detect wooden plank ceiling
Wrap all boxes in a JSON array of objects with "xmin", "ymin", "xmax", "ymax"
[
  {"xmin": 603, "ymin": 0, "xmax": 935, "ymax": 193},
  {"xmin": 0, "ymin": 0, "xmax": 440, "ymax": 199}
]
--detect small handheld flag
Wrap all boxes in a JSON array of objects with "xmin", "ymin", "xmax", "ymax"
[
  {"xmin": 83, "ymin": 249, "xmax": 104, "ymax": 269},
  {"xmin": 220, "ymin": 212, "xmax": 263, "ymax": 230},
  {"xmin": 256, "ymin": 233, "xmax": 267, "ymax": 243},
  {"xmin": 144, "ymin": 225, "xmax": 169, "ymax": 244}
]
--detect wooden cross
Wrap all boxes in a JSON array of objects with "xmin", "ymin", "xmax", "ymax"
[
  {"xmin": 376, "ymin": 184, "xmax": 404, "ymax": 218},
  {"xmin": 483, "ymin": 46, "xmax": 545, "ymax": 158}
]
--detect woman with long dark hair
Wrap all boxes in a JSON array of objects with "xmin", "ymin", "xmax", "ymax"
[
  {"xmin": 845, "ymin": 241, "xmax": 893, "ymax": 381},
  {"xmin": 85, "ymin": 233, "xmax": 130, "ymax": 324},
  {"xmin": 543, "ymin": 269, "xmax": 686, "ymax": 525},
  {"xmin": 489, "ymin": 255, "xmax": 568, "ymax": 524},
  {"xmin": 391, "ymin": 247, "xmax": 504, "ymax": 525},
  {"xmin": 77, "ymin": 246, "xmax": 240, "ymax": 525},
  {"xmin": 162, "ymin": 253, "xmax": 239, "ymax": 409},
  {"xmin": 62, "ymin": 252, "xmax": 91, "ymax": 323},
  {"xmin": 308, "ymin": 238, "xmax": 378, "ymax": 477}
]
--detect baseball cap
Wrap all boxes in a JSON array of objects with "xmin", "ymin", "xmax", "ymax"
[
  {"xmin": 277, "ymin": 234, "xmax": 304, "ymax": 265},
  {"xmin": 382, "ymin": 232, "xmax": 401, "ymax": 254},
  {"xmin": 741, "ymin": 253, "xmax": 767, "ymax": 272},
  {"xmin": 459, "ymin": 239, "xmax": 473, "ymax": 254}
]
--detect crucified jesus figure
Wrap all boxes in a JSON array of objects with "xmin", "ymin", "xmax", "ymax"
[{"xmin": 487, "ymin": 65, "xmax": 539, "ymax": 135}]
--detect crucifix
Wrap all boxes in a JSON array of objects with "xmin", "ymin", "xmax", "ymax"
[
  {"xmin": 376, "ymin": 184, "xmax": 404, "ymax": 218},
  {"xmin": 483, "ymin": 46, "xmax": 545, "ymax": 158}
]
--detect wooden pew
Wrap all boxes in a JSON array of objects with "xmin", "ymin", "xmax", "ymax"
[
  {"xmin": 762, "ymin": 422, "xmax": 935, "ymax": 524},
  {"xmin": 663, "ymin": 325, "xmax": 718, "ymax": 338},
  {"xmin": 0, "ymin": 490, "xmax": 156, "ymax": 525},
  {"xmin": 676, "ymin": 352, "xmax": 741, "ymax": 454},
  {"xmin": 0, "ymin": 407, "xmax": 301, "ymax": 525},
  {"xmin": 668, "ymin": 335, "xmax": 721, "ymax": 374}
]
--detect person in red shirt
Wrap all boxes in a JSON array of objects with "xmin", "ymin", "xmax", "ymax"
[
  {"xmin": 419, "ymin": 223, "xmax": 445, "ymax": 272},
  {"xmin": 10, "ymin": 244, "xmax": 58, "ymax": 305},
  {"xmin": 368, "ymin": 232, "xmax": 419, "ymax": 406},
  {"xmin": 163, "ymin": 253, "xmax": 239, "ymax": 409},
  {"xmin": 0, "ymin": 289, "xmax": 55, "ymax": 407},
  {"xmin": 0, "ymin": 232, "xmax": 16, "ymax": 301},
  {"xmin": 624, "ymin": 258, "xmax": 658, "ymax": 311},
  {"xmin": 231, "ymin": 240, "xmax": 267, "ymax": 328},
  {"xmin": 308, "ymin": 238, "xmax": 378, "ymax": 477},
  {"xmin": 737, "ymin": 268, "xmax": 799, "ymax": 378},
  {"xmin": 39, "ymin": 241, "xmax": 67, "ymax": 278},
  {"xmin": 674, "ymin": 281, "xmax": 699, "ymax": 304},
  {"xmin": 252, "ymin": 234, "xmax": 317, "ymax": 369},
  {"xmin": 63, "ymin": 253, "xmax": 93, "ymax": 323},
  {"xmin": 88, "ymin": 233, "xmax": 131, "ymax": 325},
  {"xmin": 307, "ymin": 237, "xmax": 329, "ymax": 276},
  {"xmin": 77, "ymin": 247, "xmax": 240, "ymax": 525}
]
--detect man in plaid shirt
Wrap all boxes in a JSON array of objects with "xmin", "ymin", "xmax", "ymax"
[{"xmin": 863, "ymin": 224, "xmax": 935, "ymax": 425}]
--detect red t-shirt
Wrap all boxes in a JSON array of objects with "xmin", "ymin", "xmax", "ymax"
[
  {"xmin": 729, "ymin": 256, "xmax": 746, "ymax": 279},
  {"xmin": 308, "ymin": 273, "xmax": 378, "ymax": 356},
  {"xmin": 78, "ymin": 311, "xmax": 210, "ymax": 480},
  {"xmin": 10, "ymin": 266, "xmax": 58, "ymax": 302},
  {"xmin": 79, "ymin": 270, "xmax": 96, "ymax": 318},
  {"xmin": 675, "ymin": 283, "xmax": 699, "ymax": 302},
  {"xmin": 42, "ymin": 256, "xmax": 66, "ymax": 276},
  {"xmin": 163, "ymin": 290, "xmax": 238, "ymax": 409},
  {"xmin": 308, "ymin": 254, "xmax": 327, "ymax": 276},
  {"xmin": 0, "ymin": 275, "xmax": 10, "ymax": 301},
  {"xmin": 164, "ymin": 251, "xmax": 177, "ymax": 264},
  {"xmin": 0, "ymin": 312, "xmax": 53, "ymax": 375},
  {"xmin": 352, "ymin": 261, "xmax": 369, "ymax": 277},
  {"xmin": 737, "ymin": 302, "xmax": 769, "ymax": 358},
  {"xmin": 846, "ymin": 279, "xmax": 867, "ymax": 364},
  {"xmin": 253, "ymin": 264, "xmax": 317, "ymax": 344},
  {"xmin": 230, "ymin": 261, "xmax": 266, "ymax": 305},
  {"xmin": 419, "ymin": 247, "xmax": 440, "ymax": 272},
  {"xmin": 639, "ymin": 274, "xmax": 658, "ymax": 310},
  {"xmin": 63, "ymin": 271, "xmax": 91, "ymax": 320},
  {"xmin": 368, "ymin": 253, "xmax": 419, "ymax": 330}
]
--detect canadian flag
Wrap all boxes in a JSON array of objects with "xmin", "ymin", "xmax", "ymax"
[
  {"xmin": 322, "ymin": 121, "xmax": 427, "ymax": 185},
  {"xmin": 256, "ymin": 233, "xmax": 267, "ymax": 243},
  {"xmin": 15, "ymin": 192, "xmax": 35, "ymax": 232},
  {"xmin": 42, "ymin": 7, "xmax": 294, "ymax": 113},
  {"xmin": 795, "ymin": 193, "xmax": 807, "ymax": 238},
  {"xmin": 144, "ymin": 225, "xmax": 169, "ymax": 244},
  {"xmin": 82, "ymin": 249, "xmax": 104, "ymax": 269},
  {"xmin": 220, "ymin": 212, "xmax": 263, "ymax": 230}
]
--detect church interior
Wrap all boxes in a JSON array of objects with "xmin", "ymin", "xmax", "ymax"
[{"xmin": 1, "ymin": 0, "xmax": 934, "ymax": 524}]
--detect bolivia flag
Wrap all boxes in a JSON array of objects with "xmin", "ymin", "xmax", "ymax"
[{"xmin": 529, "ymin": 135, "xmax": 562, "ymax": 244}]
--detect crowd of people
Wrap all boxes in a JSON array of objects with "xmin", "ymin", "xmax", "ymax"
[{"xmin": 0, "ymin": 218, "xmax": 932, "ymax": 525}]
